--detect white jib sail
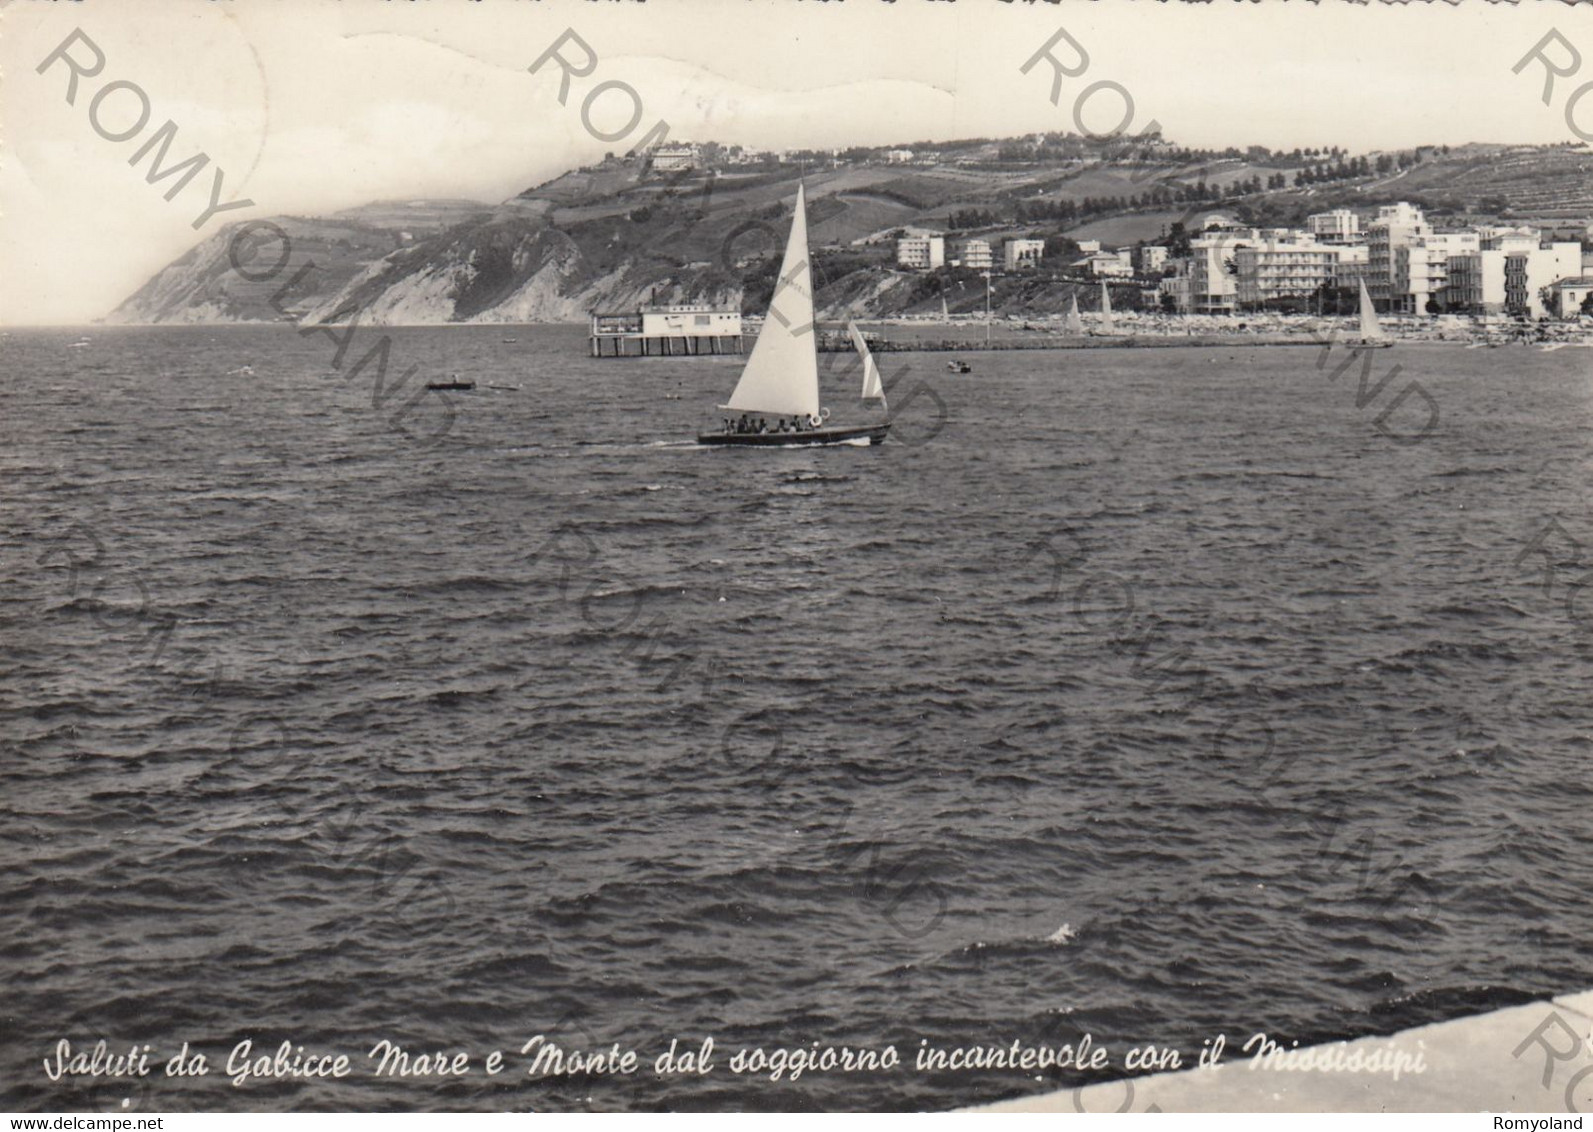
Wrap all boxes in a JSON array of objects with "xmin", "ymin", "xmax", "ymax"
[
  {"xmin": 1065, "ymin": 294, "xmax": 1084, "ymax": 335},
  {"xmin": 722, "ymin": 184, "xmax": 822, "ymax": 419},
  {"xmin": 1100, "ymin": 281, "xmax": 1116, "ymax": 335},
  {"xmin": 849, "ymin": 320, "xmax": 886, "ymax": 408},
  {"xmin": 1358, "ymin": 279, "xmax": 1382, "ymax": 340}
]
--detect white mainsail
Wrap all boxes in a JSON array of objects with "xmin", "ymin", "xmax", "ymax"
[
  {"xmin": 722, "ymin": 184, "xmax": 821, "ymax": 419},
  {"xmin": 1358, "ymin": 279, "xmax": 1383, "ymax": 340},
  {"xmin": 1099, "ymin": 281, "xmax": 1116, "ymax": 335},
  {"xmin": 848, "ymin": 320, "xmax": 886, "ymax": 408},
  {"xmin": 1065, "ymin": 294, "xmax": 1084, "ymax": 335}
]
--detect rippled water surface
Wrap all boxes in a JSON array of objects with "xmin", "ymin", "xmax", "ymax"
[{"xmin": 3, "ymin": 325, "xmax": 1592, "ymax": 1111}]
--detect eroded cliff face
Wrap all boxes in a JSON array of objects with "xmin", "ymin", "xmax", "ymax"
[{"xmin": 109, "ymin": 202, "xmax": 749, "ymax": 326}]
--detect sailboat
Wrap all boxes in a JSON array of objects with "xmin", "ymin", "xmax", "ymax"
[
  {"xmin": 850, "ymin": 321, "xmax": 887, "ymax": 408},
  {"xmin": 699, "ymin": 185, "xmax": 890, "ymax": 447},
  {"xmin": 1064, "ymin": 294, "xmax": 1084, "ymax": 336},
  {"xmin": 1352, "ymin": 279, "xmax": 1393, "ymax": 348},
  {"xmin": 1098, "ymin": 281, "xmax": 1117, "ymax": 335}
]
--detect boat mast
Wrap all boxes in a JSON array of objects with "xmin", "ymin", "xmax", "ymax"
[{"xmin": 983, "ymin": 270, "xmax": 991, "ymax": 347}]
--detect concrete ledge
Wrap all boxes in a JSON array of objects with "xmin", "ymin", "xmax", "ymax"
[{"xmin": 969, "ymin": 992, "xmax": 1593, "ymax": 1112}]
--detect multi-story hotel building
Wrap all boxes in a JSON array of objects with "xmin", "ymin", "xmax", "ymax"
[
  {"xmin": 896, "ymin": 235, "xmax": 946, "ymax": 270},
  {"xmin": 1445, "ymin": 231, "xmax": 1581, "ymax": 316},
  {"xmin": 1366, "ymin": 202, "xmax": 1431, "ymax": 309},
  {"xmin": 1234, "ymin": 235, "xmax": 1341, "ymax": 309},
  {"xmin": 1334, "ymin": 245, "xmax": 1371, "ymax": 291},
  {"xmin": 949, "ymin": 238, "xmax": 993, "ymax": 270},
  {"xmin": 1505, "ymin": 242, "xmax": 1582, "ymax": 318},
  {"xmin": 1181, "ymin": 226, "xmax": 1260, "ymax": 314},
  {"xmin": 1308, "ymin": 209, "xmax": 1362, "ymax": 244},
  {"xmin": 1393, "ymin": 231, "xmax": 1480, "ymax": 313}
]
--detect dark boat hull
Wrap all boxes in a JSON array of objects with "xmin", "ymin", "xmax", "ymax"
[{"xmin": 697, "ymin": 423, "xmax": 891, "ymax": 447}]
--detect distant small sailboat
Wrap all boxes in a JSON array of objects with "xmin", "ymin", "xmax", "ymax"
[
  {"xmin": 1064, "ymin": 294, "xmax": 1084, "ymax": 336},
  {"xmin": 849, "ymin": 321, "xmax": 887, "ymax": 408},
  {"xmin": 699, "ymin": 185, "xmax": 889, "ymax": 448},
  {"xmin": 1098, "ymin": 281, "xmax": 1117, "ymax": 335},
  {"xmin": 1353, "ymin": 279, "xmax": 1393, "ymax": 348}
]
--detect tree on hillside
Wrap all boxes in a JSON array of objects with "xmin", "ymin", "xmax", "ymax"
[{"xmin": 1044, "ymin": 234, "xmax": 1081, "ymax": 261}]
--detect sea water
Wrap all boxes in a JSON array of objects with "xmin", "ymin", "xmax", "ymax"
[{"xmin": 2, "ymin": 324, "xmax": 1591, "ymax": 1111}]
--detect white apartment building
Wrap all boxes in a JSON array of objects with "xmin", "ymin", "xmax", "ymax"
[
  {"xmin": 1367, "ymin": 202, "xmax": 1431, "ymax": 309},
  {"xmin": 1334, "ymin": 245, "xmax": 1371, "ymax": 290},
  {"xmin": 1136, "ymin": 245, "xmax": 1169, "ymax": 274},
  {"xmin": 1234, "ymin": 235, "xmax": 1341, "ymax": 308},
  {"xmin": 1182, "ymin": 227, "xmax": 1260, "ymax": 314},
  {"xmin": 1506, "ymin": 242, "xmax": 1582, "ymax": 318},
  {"xmin": 1309, "ymin": 209, "xmax": 1362, "ymax": 244},
  {"xmin": 1394, "ymin": 231, "xmax": 1480, "ymax": 313},
  {"xmin": 1444, "ymin": 237, "xmax": 1581, "ymax": 316},
  {"xmin": 950, "ymin": 238, "xmax": 994, "ymax": 270},
  {"xmin": 1004, "ymin": 238, "xmax": 1046, "ymax": 270},
  {"xmin": 1086, "ymin": 250, "xmax": 1134, "ymax": 277},
  {"xmin": 897, "ymin": 235, "xmax": 946, "ymax": 270}
]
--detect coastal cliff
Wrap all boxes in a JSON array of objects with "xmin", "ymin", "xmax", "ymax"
[{"xmin": 107, "ymin": 140, "xmax": 1593, "ymax": 326}]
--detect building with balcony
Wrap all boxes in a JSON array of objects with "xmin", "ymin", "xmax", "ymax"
[
  {"xmin": 1505, "ymin": 242, "xmax": 1582, "ymax": 318},
  {"xmin": 1308, "ymin": 209, "xmax": 1362, "ymax": 244},
  {"xmin": 1366, "ymin": 202, "xmax": 1431, "ymax": 309},
  {"xmin": 1444, "ymin": 239, "xmax": 1581, "ymax": 316},
  {"xmin": 1180, "ymin": 227, "xmax": 1260, "ymax": 314},
  {"xmin": 949, "ymin": 238, "xmax": 994, "ymax": 270},
  {"xmin": 897, "ymin": 234, "xmax": 946, "ymax": 270},
  {"xmin": 1334, "ymin": 245, "xmax": 1371, "ymax": 290},
  {"xmin": 1234, "ymin": 235, "xmax": 1342, "ymax": 308},
  {"xmin": 1394, "ymin": 231, "xmax": 1480, "ymax": 313}
]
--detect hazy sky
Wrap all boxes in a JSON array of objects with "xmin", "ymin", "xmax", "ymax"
[{"xmin": 3, "ymin": 0, "xmax": 1588, "ymax": 324}]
